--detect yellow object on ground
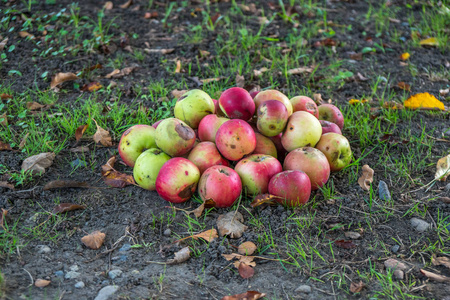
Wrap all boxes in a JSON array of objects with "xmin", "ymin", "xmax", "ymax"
[{"xmin": 403, "ymin": 93, "xmax": 445, "ymax": 110}]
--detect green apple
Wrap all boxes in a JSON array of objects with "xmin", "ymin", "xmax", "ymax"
[
  {"xmin": 118, "ymin": 124, "xmax": 156, "ymax": 167},
  {"xmin": 315, "ymin": 133, "xmax": 352, "ymax": 171},
  {"xmin": 174, "ymin": 89, "xmax": 215, "ymax": 129},
  {"xmin": 155, "ymin": 118, "xmax": 196, "ymax": 157},
  {"xmin": 133, "ymin": 148, "xmax": 171, "ymax": 190}
]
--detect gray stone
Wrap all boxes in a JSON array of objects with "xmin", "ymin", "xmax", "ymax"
[
  {"xmin": 94, "ymin": 285, "xmax": 119, "ymax": 300},
  {"xmin": 69, "ymin": 265, "xmax": 79, "ymax": 272},
  {"xmin": 119, "ymin": 244, "xmax": 131, "ymax": 252},
  {"xmin": 65, "ymin": 271, "xmax": 81, "ymax": 279},
  {"xmin": 391, "ymin": 245, "xmax": 400, "ymax": 253},
  {"xmin": 108, "ymin": 269, "xmax": 123, "ymax": 279},
  {"xmin": 378, "ymin": 180, "xmax": 391, "ymax": 201},
  {"xmin": 36, "ymin": 245, "xmax": 51, "ymax": 254},
  {"xmin": 163, "ymin": 229, "xmax": 171, "ymax": 236},
  {"xmin": 75, "ymin": 281, "xmax": 85, "ymax": 288},
  {"xmin": 445, "ymin": 183, "xmax": 450, "ymax": 192},
  {"xmin": 410, "ymin": 218, "xmax": 430, "ymax": 232},
  {"xmin": 54, "ymin": 271, "xmax": 64, "ymax": 278},
  {"xmin": 295, "ymin": 285, "xmax": 311, "ymax": 294}
]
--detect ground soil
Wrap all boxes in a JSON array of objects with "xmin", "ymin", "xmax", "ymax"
[{"xmin": 1, "ymin": 0, "xmax": 449, "ymax": 299}]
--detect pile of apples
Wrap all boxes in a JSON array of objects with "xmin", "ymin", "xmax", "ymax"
[{"xmin": 118, "ymin": 87, "xmax": 352, "ymax": 208}]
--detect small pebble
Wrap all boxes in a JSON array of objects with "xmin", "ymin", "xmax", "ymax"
[
  {"xmin": 163, "ymin": 229, "xmax": 171, "ymax": 236},
  {"xmin": 94, "ymin": 285, "xmax": 119, "ymax": 300},
  {"xmin": 344, "ymin": 231, "xmax": 361, "ymax": 239},
  {"xmin": 71, "ymin": 158, "xmax": 87, "ymax": 168},
  {"xmin": 378, "ymin": 180, "xmax": 391, "ymax": 201},
  {"xmin": 36, "ymin": 245, "xmax": 51, "ymax": 254},
  {"xmin": 294, "ymin": 285, "xmax": 311, "ymax": 294},
  {"xmin": 119, "ymin": 244, "xmax": 131, "ymax": 252},
  {"xmin": 445, "ymin": 183, "xmax": 450, "ymax": 192},
  {"xmin": 384, "ymin": 259, "xmax": 407, "ymax": 271},
  {"xmin": 108, "ymin": 269, "xmax": 123, "ymax": 280},
  {"xmin": 65, "ymin": 271, "xmax": 81, "ymax": 280},
  {"xmin": 54, "ymin": 271, "xmax": 64, "ymax": 278},
  {"xmin": 69, "ymin": 265, "xmax": 79, "ymax": 272},
  {"xmin": 74, "ymin": 281, "xmax": 85, "ymax": 289},
  {"xmin": 410, "ymin": 218, "xmax": 430, "ymax": 232},
  {"xmin": 391, "ymin": 245, "xmax": 400, "ymax": 253}
]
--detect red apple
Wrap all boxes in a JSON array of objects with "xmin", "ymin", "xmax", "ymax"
[
  {"xmin": 155, "ymin": 118, "xmax": 196, "ymax": 157},
  {"xmin": 283, "ymin": 147, "xmax": 330, "ymax": 190},
  {"xmin": 198, "ymin": 114, "xmax": 229, "ymax": 143},
  {"xmin": 118, "ymin": 124, "xmax": 157, "ymax": 167},
  {"xmin": 268, "ymin": 170, "xmax": 311, "ymax": 207},
  {"xmin": 315, "ymin": 133, "xmax": 352, "ymax": 172},
  {"xmin": 188, "ymin": 142, "xmax": 229, "ymax": 174},
  {"xmin": 320, "ymin": 120, "xmax": 342, "ymax": 135},
  {"xmin": 281, "ymin": 111, "xmax": 322, "ymax": 152},
  {"xmin": 235, "ymin": 154, "xmax": 282, "ymax": 195},
  {"xmin": 290, "ymin": 96, "xmax": 319, "ymax": 118},
  {"xmin": 257, "ymin": 100, "xmax": 289, "ymax": 137},
  {"xmin": 219, "ymin": 87, "xmax": 255, "ymax": 121},
  {"xmin": 253, "ymin": 132, "xmax": 278, "ymax": 158},
  {"xmin": 215, "ymin": 119, "xmax": 256, "ymax": 161},
  {"xmin": 155, "ymin": 157, "xmax": 200, "ymax": 203},
  {"xmin": 318, "ymin": 104, "xmax": 344, "ymax": 130},
  {"xmin": 253, "ymin": 90, "xmax": 293, "ymax": 116},
  {"xmin": 198, "ymin": 165, "xmax": 242, "ymax": 208}
]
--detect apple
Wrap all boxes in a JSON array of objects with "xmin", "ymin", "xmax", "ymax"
[
  {"xmin": 235, "ymin": 154, "xmax": 282, "ymax": 195},
  {"xmin": 174, "ymin": 89, "xmax": 215, "ymax": 129},
  {"xmin": 315, "ymin": 133, "xmax": 352, "ymax": 172},
  {"xmin": 155, "ymin": 157, "xmax": 201, "ymax": 203},
  {"xmin": 198, "ymin": 114, "xmax": 229, "ymax": 143},
  {"xmin": 155, "ymin": 118, "xmax": 196, "ymax": 157},
  {"xmin": 250, "ymin": 91, "xmax": 260, "ymax": 99},
  {"xmin": 318, "ymin": 104, "xmax": 344, "ymax": 130},
  {"xmin": 215, "ymin": 119, "xmax": 256, "ymax": 161},
  {"xmin": 188, "ymin": 141, "xmax": 229, "ymax": 174},
  {"xmin": 219, "ymin": 87, "xmax": 255, "ymax": 121},
  {"xmin": 268, "ymin": 170, "xmax": 311, "ymax": 207},
  {"xmin": 283, "ymin": 147, "xmax": 330, "ymax": 190},
  {"xmin": 320, "ymin": 120, "xmax": 342, "ymax": 135},
  {"xmin": 290, "ymin": 96, "xmax": 319, "ymax": 118},
  {"xmin": 253, "ymin": 132, "xmax": 278, "ymax": 158},
  {"xmin": 281, "ymin": 111, "xmax": 322, "ymax": 152},
  {"xmin": 118, "ymin": 124, "xmax": 157, "ymax": 167},
  {"xmin": 198, "ymin": 165, "xmax": 242, "ymax": 208},
  {"xmin": 133, "ymin": 148, "xmax": 171, "ymax": 190},
  {"xmin": 253, "ymin": 90, "xmax": 293, "ymax": 116},
  {"xmin": 152, "ymin": 120, "xmax": 162, "ymax": 129},
  {"xmin": 256, "ymin": 100, "xmax": 289, "ymax": 137},
  {"xmin": 269, "ymin": 133, "xmax": 287, "ymax": 162}
]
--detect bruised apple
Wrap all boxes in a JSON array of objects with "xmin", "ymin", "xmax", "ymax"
[
  {"xmin": 290, "ymin": 95, "xmax": 319, "ymax": 118},
  {"xmin": 155, "ymin": 157, "xmax": 200, "ymax": 203},
  {"xmin": 155, "ymin": 118, "xmax": 196, "ymax": 157},
  {"xmin": 318, "ymin": 104, "xmax": 344, "ymax": 130},
  {"xmin": 198, "ymin": 114, "xmax": 229, "ymax": 143},
  {"xmin": 215, "ymin": 119, "xmax": 256, "ymax": 161},
  {"xmin": 187, "ymin": 142, "xmax": 229, "ymax": 174},
  {"xmin": 219, "ymin": 87, "xmax": 255, "ymax": 121},
  {"xmin": 268, "ymin": 170, "xmax": 311, "ymax": 207},
  {"xmin": 118, "ymin": 124, "xmax": 157, "ymax": 167},
  {"xmin": 198, "ymin": 165, "xmax": 242, "ymax": 208},
  {"xmin": 253, "ymin": 132, "xmax": 278, "ymax": 158},
  {"xmin": 281, "ymin": 111, "xmax": 322, "ymax": 152},
  {"xmin": 174, "ymin": 89, "xmax": 215, "ymax": 129},
  {"xmin": 320, "ymin": 120, "xmax": 342, "ymax": 135},
  {"xmin": 257, "ymin": 100, "xmax": 289, "ymax": 137},
  {"xmin": 133, "ymin": 148, "xmax": 171, "ymax": 190},
  {"xmin": 253, "ymin": 90, "xmax": 293, "ymax": 116},
  {"xmin": 315, "ymin": 133, "xmax": 352, "ymax": 172}
]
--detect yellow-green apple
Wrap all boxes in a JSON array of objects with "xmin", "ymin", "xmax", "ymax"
[
  {"xmin": 215, "ymin": 119, "xmax": 256, "ymax": 161},
  {"xmin": 198, "ymin": 165, "xmax": 242, "ymax": 208},
  {"xmin": 155, "ymin": 118, "xmax": 196, "ymax": 157},
  {"xmin": 198, "ymin": 114, "xmax": 229, "ymax": 143},
  {"xmin": 290, "ymin": 96, "xmax": 319, "ymax": 118},
  {"xmin": 133, "ymin": 148, "xmax": 171, "ymax": 190},
  {"xmin": 174, "ymin": 89, "xmax": 215, "ymax": 129},
  {"xmin": 315, "ymin": 133, "xmax": 352, "ymax": 171},
  {"xmin": 187, "ymin": 141, "xmax": 229, "ymax": 174},
  {"xmin": 219, "ymin": 87, "xmax": 255, "ymax": 121},
  {"xmin": 253, "ymin": 132, "xmax": 277, "ymax": 158},
  {"xmin": 118, "ymin": 124, "xmax": 157, "ymax": 167},
  {"xmin": 318, "ymin": 104, "xmax": 344, "ymax": 130},
  {"xmin": 281, "ymin": 111, "xmax": 322, "ymax": 152},
  {"xmin": 235, "ymin": 154, "xmax": 282, "ymax": 195},
  {"xmin": 257, "ymin": 100, "xmax": 289, "ymax": 137},
  {"xmin": 155, "ymin": 157, "xmax": 200, "ymax": 203},
  {"xmin": 268, "ymin": 170, "xmax": 311, "ymax": 207},
  {"xmin": 283, "ymin": 147, "xmax": 330, "ymax": 190},
  {"xmin": 253, "ymin": 90, "xmax": 293, "ymax": 116},
  {"xmin": 320, "ymin": 120, "xmax": 342, "ymax": 135},
  {"xmin": 152, "ymin": 120, "xmax": 162, "ymax": 129}
]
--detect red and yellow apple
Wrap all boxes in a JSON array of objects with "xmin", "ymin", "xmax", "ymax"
[
  {"xmin": 155, "ymin": 118, "xmax": 196, "ymax": 157},
  {"xmin": 268, "ymin": 170, "xmax": 311, "ymax": 207},
  {"xmin": 290, "ymin": 95, "xmax": 319, "ymax": 118},
  {"xmin": 318, "ymin": 104, "xmax": 344, "ymax": 130},
  {"xmin": 257, "ymin": 100, "xmax": 289, "ymax": 137},
  {"xmin": 219, "ymin": 87, "xmax": 255, "ymax": 121},
  {"xmin": 281, "ymin": 111, "xmax": 322, "ymax": 152},
  {"xmin": 315, "ymin": 133, "xmax": 352, "ymax": 171},
  {"xmin": 215, "ymin": 119, "xmax": 256, "ymax": 161},
  {"xmin": 187, "ymin": 141, "xmax": 229, "ymax": 174}
]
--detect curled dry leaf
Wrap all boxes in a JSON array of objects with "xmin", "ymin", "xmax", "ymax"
[
  {"xmin": 384, "ymin": 259, "xmax": 408, "ymax": 271},
  {"xmin": 397, "ymin": 82, "xmax": 411, "ymax": 91},
  {"xmin": 250, "ymin": 193, "xmax": 283, "ymax": 208},
  {"xmin": 201, "ymin": 77, "xmax": 225, "ymax": 84},
  {"xmin": 334, "ymin": 240, "xmax": 357, "ymax": 249},
  {"xmin": 75, "ymin": 124, "xmax": 88, "ymax": 142},
  {"xmin": 435, "ymin": 154, "xmax": 450, "ymax": 181},
  {"xmin": 313, "ymin": 93, "xmax": 324, "ymax": 105},
  {"xmin": 50, "ymin": 72, "xmax": 79, "ymax": 89},
  {"xmin": 19, "ymin": 31, "xmax": 34, "ymax": 39},
  {"xmin": 19, "ymin": 133, "xmax": 29, "ymax": 149},
  {"xmin": 167, "ymin": 247, "xmax": 190, "ymax": 265},
  {"xmin": 0, "ymin": 93, "xmax": 13, "ymax": 100},
  {"xmin": 52, "ymin": 203, "xmax": 86, "ymax": 214},
  {"xmin": 144, "ymin": 48, "xmax": 175, "ymax": 55},
  {"xmin": 0, "ymin": 181, "xmax": 14, "ymax": 190},
  {"xmin": 44, "ymin": 180, "xmax": 90, "ymax": 190},
  {"xmin": 105, "ymin": 66, "xmax": 137, "ymax": 79},
  {"xmin": 432, "ymin": 256, "xmax": 450, "ymax": 269},
  {"xmin": 221, "ymin": 291, "xmax": 266, "ymax": 300},
  {"xmin": 238, "ymin": 241, "xmax": 257, "ymax": 255},
  {"xmin": 238, "ymin": 262, "xmax": 255, "ymax": 279},
  {"xmin": 101, "ymin": 156, "xmax": 116, "ymax": 173},
  {"xmin": 193, "ymin": 229, "xmax": 218, "ymax": 242},
  {"xmin": 0, "ymin": 208, "xmax": 7, "ymax": 229},
  {"xmin": 104, "ymin": 1, "xmax": 113, "ymax": 9},
  {"xmin": 92, "ymin": 119, "xmax": 112, "ymax": 147},
  {"xmin": 235, "ymin": 74, "xmax": 245, "ymax": 88},
  {"xmin": 175, "ymin": 60, "xmax": 181, "ymax": 73},
  {"xmin": 350, "ymin": 281, "xmax": 365, "ymax": 293},
  {"xmin": 217, "ymin": 211, "xmax": 248, "ymax": 239},
  {"xmin": 102, "ymin": 170, "xmax": 135, "ymax": 188},
  {"xmin": 358, "ymin": 164, "xmax": 374, "ymax": 191},
  {"xmin": 81, "ymin": 231, "xmax": 105, "ymax": 250},
  {"xmin": 81, "ymin": 82, "xmax": 103, "ymax": 92},
  {"xmin": 420, "ymin": 269, "xmax": 450, "ymax": 283},
  {"xmin": 21, "ymin": 152, "xmax": 55, "ymax": 175},
  {"xmin": 119, "ymin": 0, "xmax": 133, "ymax": 9},
  {"xmin": 287, "ymin": 66, "xmax": 313, "ymax": 75},
  {"xmin": 0, "ymin": 38, "xmax": 8, "ymax": 51},
  {"xmin": 35, "ymin": 279, "xmax": 51, "ymax": 288},
  {"xmin": 26, "ymin": 101, "xmax": 45, "ymax": 110},
  {"xmin": 253, "ymin": 67, "xmax": 268, "ymax": 77},
  {"xmin": 171, "ymin": 89, "xmax": 188, "ymax": 99},
  {"xmin": 0, "ymin": 141, "xmax": 12, "ymax": 151}
]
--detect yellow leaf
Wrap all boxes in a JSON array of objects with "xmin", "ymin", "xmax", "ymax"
[
  {"xmin": 400, "ymin": 52, "xmax": 410, "ymax": 60},
  {"xmin": 419, "ymin": 37, "xmax": 438, "ymax": 47},
  {"xmin": 348, "ymin": 99, "xmax": 368, "ymax": 105},
  {"xmin": 435, "ymin": 154, "xmax": 450, "ymax": 181},
  {"xmin": 404, "ymin": 93, "xmax": 445, "ymax": 111}
]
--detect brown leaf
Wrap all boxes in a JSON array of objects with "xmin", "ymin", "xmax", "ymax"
[
  {"xmin": 105, "ymin": 69, "xmax": 120, "ymax": 78},
  {"xmin": 105, "ymin": 66, "xmax": 137, "ymax": 79},
  {"xmin": 217, "ymin": 212, "xmax": 248, "ymax": 238},
  {"xmin": 1, "ymin": 113, "xmax": 8, "ymax": 126},
  {"xmin": 102, "ymin": 156, "xmax": 116, "ymax": 173},
  {"xmin": 81, "ymin": 231, "xmax": 105, "ymax": 250},
  {"xmin": 349, "ymin": 52, "xmax": 363, "ymax": 60},
  {"xmin": 0, "ymin": 209, "xmax": 8, "ymax": 229},
  {"xmin": 0, "ymin": 93, "xmax": 13, "ymax": 100},
  {"xmin": 144, "ymin": 48, "xmax": 175, "ymax": 55},
  {"xmin": 238, "ymin": 241, "xmax": 257, "ymax": 255},
  {"xmin": 0, "ymin": 38, "xmax": 8, "ymax": 51},
  {"xmin": 35, "ymin": 279, "xmax": 51, "ymax": 288},
  {"xmin": 238, "ymin": 262, "xmax": 254, "ymax": 279},
  {"xmin": 344, "ymin": 231, "xmax": 361, "ymax": 239},
  {"xmin": 50, "ymin": 72, "xmax": 79, "ymax": 89},
  {"xmin": 82, "ymin": 63, "xmax": 103, "ymax": 73},
  {"xmin": 92, "ymin": 119, "xmax": 112, "ymax": 147},
  {"xmin": 52, "ymin": 203, "xmax": 86, "ymax": 214},
  {"xmin": 0, "ymin": 181, "xmax": 14, "ymax": 190},
  {"xmin": 313, "ymin": 93, "xmax": 324, "ymax": 105},
  {"xmin": 253, "ymin": 67, "xmax": 268, "ymax": 77},
  {"xmin": 171, "ymin": 89, "xmax": 188, "ymax": 99},
  {"xmin": 223, "ymin": 253, "xmax": 256, "ymax": 267},
  {"xmin": 250, "ymin": 193, "xmax": 283, "ymax": 208},
  {"xmin": 19, "ymin": 31, "xmax": 34, "ymax": 39},
  {"xmin": 384, "ymin": 259, "xmax": 408, "ymax": 271},
  {"xmin": 81, "ymin": 82, "xmax": 103, "ymax": 92},
  {"xmin": 420, "ymin": 269, "xmax": 450, "ymax": 282},
  {"xmin": 287, "ymin": 67, "xmax": 313, "ymax": 75},
  {"xmin": 334, "ymin": 240, "xmax": 357, "ymax": 249},
  {"xmin": 119, "ymin": 0, "xmax": 133, "ymax": 9},
  {"xmin": 174, "ymin": 60, "xmax": 181, "ymax": 73},
  {"xmin": 397, "ymin": 82, "xmax": 411, "ymax": 91},
  {"xmin": 44, "ymin": 180, "xmax": 90, "ymax": 190},
  {"xmin": 18, "ymin": 133, "xmax": 29, "ymax": 149},
  {"xmin": 26, "ymin": 101, "xmax": 45, "ymax": 111},
  {"xmin": 201, "ymin": 77, "xmax": 225, "ymax": 84},
  {"xmin": 435, "ymin": 154, "xmax": 450, "ymax": 181},
  {"xmin": 104, "ymin": 1, "xmax": 113, "ymax": 9},
  {"xmin": 191, "ymin": 202, "xmax": 205, "ymax": 218},
  {"xmin": 192, "ymin": 229, "xmax": 218, "ymax": 242},
  {"xmin": 0, "ymin": 141, "xmax": 12, "ymax": 151},
  {"xmin": 440, "ymin": 197, "xmax": 450, "ymax": 204},
  {"xmin": 432, "ymin": 256, "xmax": 450, "ymax": 269},
  {"xmin": 358, "ymin": 164, "xmax": 374, "ymax": 191},
  {"xmin": 70, "ymin": 146, "xmax": 90, "ymax": 153},
  {"xmin": 350, "ymin": 281, "xmax": 365, "ymax": 293},
  {"xmin": 21, "ymin": 152, "xmax": 55, "ymax": 175},
  {"xmin": 235, "ymin": 74, "xmax": 245, "ymax": 88},
  {"xmin": 221, "ymin": 291, "xmax": 266, "ymax": 300},
  {"xmin": 167, "ymin": 247, "xmax": 190, "ymax": 264},
  {"xmin": 75, "ymin": 124, "xmax": 88, "ymax": 142},
  {"xmin": 102, "ymin": 170, "xmax": 135, "ymax": 188}
]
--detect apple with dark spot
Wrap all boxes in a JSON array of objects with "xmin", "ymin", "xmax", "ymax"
[
  {"xmin": 290, "ymin": 95, "xmax": 319, "ymax": 118},
  {"xmin": 281, "ymin": 111, "xmax": 322, "ymax": 152},
  {"xmin": 318, "ymin": 104, "xmax": 344, "ymax": 130},
  {"xmin": 320, "ymin": 120, "xmax": 342, "ymax": 135},
  {"xmin": 268, "ymin": 170, "xmax": 311, "ymax": 207},
  {"xmin": 219, "ymin": 87, "xmax": 255, "ymax": 121},
  {"xmin": 215, "ymin": 119, "xmax": 256, "ymax": 161},
  {"xmin": 133, "ymin": 148, "xmax": 171, "ymax": 190},
  {"xmin": 315, "ymin": 133, "xmax": 352, "ymax": 172},
  {"xmin": 198, "ymin": 114, "xmax": 229, "ymax": 143},
  {"xmin": 118, "ymin": 124, "xmax": 157, "ymax": 167},
  {"xmin": 187, "ymin": 141, "xmax": 229, "ymax": 174},
  {"xmin": 155, "ymin": 118, "xmax": 196, "ymax": 157}
]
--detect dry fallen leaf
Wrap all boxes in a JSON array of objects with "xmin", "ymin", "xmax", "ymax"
[
  {"xmin": 102, "ymin": 156, "xmax": 116, "ymax": 173},
  {"xmin": 238, "ymin": 241, "xmax": 257, "ymax": 255},
  {"xmin": 397, "ymin": 82, "xmax": 411, "ymax": 91},
  {"xmin": 384, "ymin": 259, "xmax": 408, "ymax": 271},
  {"xmin": 358, "ymin": 164, "xmax": 374, "ymax": 191},
  {"xmin": 0, "ymin": 141, "xmax": 12, "ymax": 151},
  {"xmin": 350, "ymin": 281, "xmax": 365, "ymax": 293},
  {"xmin": 217, "ymin": 211, "xmax": 248, "ymax": 238},
  {"xmin": 44, "ymin": 180, "xmax": 90, "ymax": 190},
  {"xmin": 440, "ymin": 88, "xmax": 449, "ymax": 97},
  {"xmin": 144, "ymin": 48, "xmax": 175, "ymax": 55},
  {"xmin": 21, "ymin": 152, "xmax": 55, "ymax": 175},
  {"xmin": 334, "ymin": 240, "xmax": 357, "ymax": 249},
  {"xmin": 0, "ymin": 208, "xmax": 8, "ymax": 229},
  {"xmin": 18, "ymin": 133, "xmax": 29, "ymax": 149},
  {"xmin": 104, "ymin": 1, "xmax": 113, "ymax": 9},
  {"xmin": 287, "ymin": 66, "xmax": 313, "ymax": 75},
  {"xmin": 435, "ymin": 154, "xmax": 450, "ymax": 181},
  {"xmin": 0, "ymin": 181, "xmax": 14, "ymax": 190},
  {"xmin": 192, "ymin": 229, "xmax": 218, "ymax": 242},
  {"xmin": 70, "ymin": 146, "xmax": 90, "ymax": 153},
  {"xmin": 75, "ymin": 124, "xmax": 88, "ymax": 142},
  {"xmin": 253, "ymin": 67, "xmax": 268, "ymax": 77},
  {"xmin": 404, "ymin": 93, "xmax": 445, "ymax": 111},
  {"xmin": 167, "ymin": 247, "xmax": 190, "ymax": 264},
  {"xmin": 201, "ymin": 77, "xmax": 225, "ymax": 84},
  {"xmin": 400, "ymin": 52, "xmax": 410, "ymax": 61},
  {"xmin": 0, "ymin": 38, "xmax": 8, "ymax": 51},
  {"xmin": 221, "ymin": 291, "xmax": 266, "ymax": 300},
  {"xmin": 175, "ymin": 60, "xmax": 181, "ymax": 73},
  {"xmin": 92, "ymin": 119, "xmax": 112, "ymax": 147},
  {"xmin": 35, "ymin": 279, "xmax": 51, "ymax": 288},
  {"xmin": 119, "ymin": 0, "xmax": 133, "ymax": 9},
  {"xmin": 0, "ymin": 113, "xmax": 6, "ymax": 126},
  {"xmin": 0, "ymin": 93, "xmax": 13, "ymax": 100},
  {"xmin": 313, "ymin": 93, "xmax": 324, "ymax": 105},
  {"xmin": 50, "ymin": 72, "xmax": 79, "ymax": 89},
  {"xmin": 26, "ymin": 101, "xmax": 45, "ymax": 111},
  {"xmin": 344, "ymin": 231, "xmax": 361, "ymax": 239},
  {"xmin": 420, "ymin": 269, "xmax": 450, "ymax": 283},
  {"xmin": 81, "ymin": 82, "xmax": 103, "ymax": 92},
  {"xmin": 432, "ymin": 256, "xmax": 450, "ymax": 269},
  {"xmin": 105, "ymin": 66, "xmax": 137, "ymax": 79},
  {"xmin": 144, "ymin": 11, "xmax": 158, "ymax": 19},
  {"xmin": 238, "ymin": 262, "xmax": 255, "ymax": 279},
  {"xmin": 52, "ymin": 203, "xmax": 86, "ymax": 214},
  {"xmin": 19, "ymin": 31, "xmax": 34, "ymax": 39},
  {"xmin": 81, "ymin": 231, "xmax": 105, "ymax": 250},
  {"xmin": 102, "ymin": 170, "xmax": 135, "ymax": 188},
  {"xmin": 250, "ymin": 193, "xmax": 283, "ymax": 208},
  {"xmin": 236, "ymin": 74, "xmax": 245, "ymax": 88}
]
